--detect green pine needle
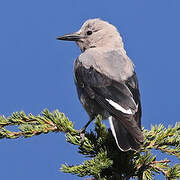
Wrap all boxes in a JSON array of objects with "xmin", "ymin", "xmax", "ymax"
[{"xmin": 0, "ymin": 109, "xmax": 179, "ymax": 179}]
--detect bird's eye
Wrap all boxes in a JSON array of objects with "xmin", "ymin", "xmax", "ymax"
[{"xmin": 86, "ymin": 30, "xmax": 92, "ymax": 36}]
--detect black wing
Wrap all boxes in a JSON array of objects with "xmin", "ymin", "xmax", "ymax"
[
  {"xmin": 74, "ymin": 59, "xmax": 143, "ymax": 146},
  {"xmin": 74, "ymin": 60, "xmax": 141, "ymax": 118}
]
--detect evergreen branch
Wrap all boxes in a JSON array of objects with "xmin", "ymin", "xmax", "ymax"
[
  {"xmin": 142, "ymin": 123, "xmax": 180, "ymax": 159},
  {"xmin": 149, "ymin": 160, "xmax": 169, "ymax": 177},
  {"xmin": 0, "ymin": 110, "xmax": 180, "ymax": 179},
  {"xmin": 61, "ymin": 151, "xmax": 113, "ymax": 179},
  {"xmin": 62, "ymin": 117, "xmax": 180, "ymax": 180},
  {"xmin": 0, "ymin": 109, "xmax": 76, "ymax": 139},
  {"xmin": 166, "ymin": 164, "xmax": 180, "ymax": 180}
]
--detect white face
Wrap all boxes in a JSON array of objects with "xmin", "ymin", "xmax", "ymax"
[
  {"xmin": 76, "ymin": 19, "xmax": 122, "ymax": 52},
  {"xmin": 76, "ymin": 19, "xmax": 104, "ymax": 52},
  {"xmin": 57, "ymin": 18, "xmax": 124, "ymax": 53}
]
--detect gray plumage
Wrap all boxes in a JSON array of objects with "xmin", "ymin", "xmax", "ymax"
[{"xmin": 57, "ymin": 18, "xmax": 144, "ymax": 151}]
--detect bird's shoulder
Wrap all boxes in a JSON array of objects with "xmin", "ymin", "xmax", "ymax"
[
  {"xmin": 75, "ymin": 48, "xmax": 134, "ymax": 82},
  {"xmin": 74, "ymin": 55, "xmax": 141, "ymax": 115},
  {"xmin": 74, "ymin": 58, "xmax": 111, "ymax": 88},
  {"xmin": 74, "ymin": 56, "xmax": 139, "ymax": 94}
]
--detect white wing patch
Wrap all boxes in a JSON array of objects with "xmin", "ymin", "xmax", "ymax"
[{"xmin": 106, "ymin": 99, "xmax": 133, "ymax": 114}]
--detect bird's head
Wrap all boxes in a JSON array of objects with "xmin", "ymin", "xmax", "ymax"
[{"xmin": 57, "ymin": 18, "xmax": 125, "ymax": 53}]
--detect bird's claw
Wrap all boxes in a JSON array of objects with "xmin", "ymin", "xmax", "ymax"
[{"xmin": 77, "ymin": 128, "xmax": 86, "ymax": 145}]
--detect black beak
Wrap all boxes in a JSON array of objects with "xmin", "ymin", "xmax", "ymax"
[{"xmin": 56, "ymin": 32, "xmax": 83, "ymax": 41}]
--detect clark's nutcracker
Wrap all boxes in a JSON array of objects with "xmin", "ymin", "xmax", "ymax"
[{"xmin": 57, "ymin": 18, "xmax": 144, "ymax": 151}]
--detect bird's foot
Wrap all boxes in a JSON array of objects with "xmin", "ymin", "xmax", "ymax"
[
  {"xmin": 76, "ymin": 127, "xmax": 86, "ymax": 144},
  {"xmin": 76, "ymin": 118, "xmax": 94, "ymax": 145}
]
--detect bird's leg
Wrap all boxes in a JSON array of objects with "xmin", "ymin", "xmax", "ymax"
[{"xmin": 77, "ymin": 118, "xmax": 94, "ymax": 143}]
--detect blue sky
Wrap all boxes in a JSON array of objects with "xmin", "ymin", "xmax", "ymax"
[{"xmin": 0, "ymin": 0, "xmax": 179, "ymax": 179}]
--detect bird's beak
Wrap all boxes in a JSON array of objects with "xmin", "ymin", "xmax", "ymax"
[{"xmin": 56, "ymin": 32, "xmax": 83, "ymax": 41}]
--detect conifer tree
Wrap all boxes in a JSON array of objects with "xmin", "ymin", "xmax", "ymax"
[{"xmin": 0, "ymin": 109, "xmax": 179, "ymax": 179}]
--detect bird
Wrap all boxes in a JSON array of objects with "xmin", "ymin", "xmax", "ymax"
[{"xmin": 56, "ymin": 18, "xmax": 144, "ymax": 151}]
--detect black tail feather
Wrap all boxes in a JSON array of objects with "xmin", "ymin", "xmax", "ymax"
[{"xmin": 109, "ymin": 116, "xmax": 143, "ymax": 151}]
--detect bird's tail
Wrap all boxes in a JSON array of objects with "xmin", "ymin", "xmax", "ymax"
[{"xmin": 109, "ymin": 116, "xmax": 144, "ymax": 151}]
